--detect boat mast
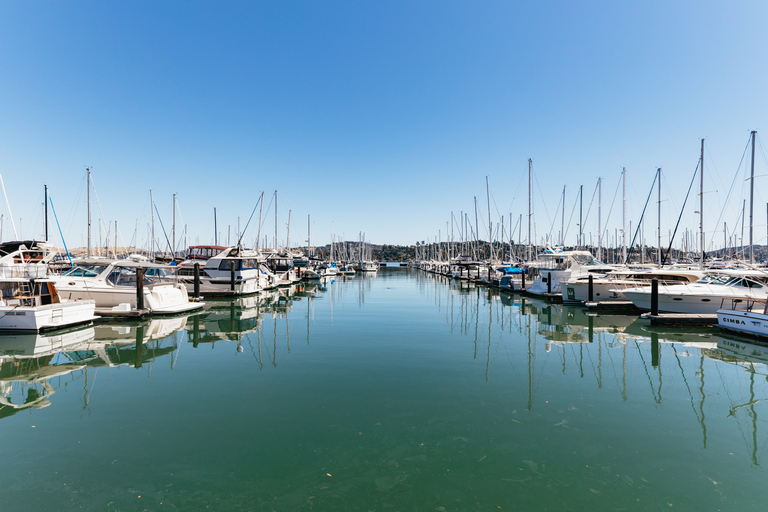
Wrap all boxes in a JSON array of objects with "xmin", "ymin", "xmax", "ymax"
[
  {"xmin": 749, "ymin": 130, "xmax": 757, "ymax": 264},
  {"xmin": 657, "ymin": 168, "xmax": 662, "ymax": 265},
  {"xmin": 527, "ymin": 158, "xmax": 532, "ymax": 261},
  {"xmin": 172, "ymin": 193, "xmax": 176, "ymax": 262},
  {"xmin": 486, "ymin": 176, "xmax": 492, "ymax": 262},
  {"xmin": 150, "ymin": 189, "xmax": 155, "ymax": 260},
  {"xmin": 700, "ymin": 139, "xmax": 705, "ymax": 268},
  {"xmin": 44, "ymin": 184, "xmax": 48, "ymax": 241},
  {"xmin": 214, "ymin": 207, "xmax": 218, "ymax": 245},
  {"xmin": 561, "ymin": 185, "xmax": 565, "ymax": 247},
  {"xmin": 598, "ymin": 177, "xmax": 602, "ymax": 261},
  {"xmin": 0, "ymin": 173, "xmax": 17, "ymax": 240},
  {"xmin": 622, "ymin": 167, "xmax": 626, "ymax": 263},
  {"xmin": 274, "ymin": 190, "xmax": 278, "ymax": 251},
  {"xmin": 579, "ymin": 185, "xmax": 583, "ymax": 249},
  {"xmin": 287, "ymin": 209, "xmax": 291, "ymax": 250},
  {"xmin": 87, "ymin": 167, "xmax": 91, "ymax": 257}
]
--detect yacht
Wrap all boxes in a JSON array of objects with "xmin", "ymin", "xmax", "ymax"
[
  {"xmin": 0, "ymin": 241, "xmax": 98, "ymax": 332},
  {"xmin": 622, "ymin": 269, "xmax": 768, "ymax": 314},
  {"xmin": 525, "ymin": 249, "xmax": 612, "ymax": 298},
  {"xmin": 177, "ymin": 246, "xmax": 278, "ymax": 296},
  {"xmin": 562, "ymin": 267, "xmax": 704, "ymax": 304},
  {"xmin": 50, "ymin": 258, "xmax": 202, "ymax": 315}
]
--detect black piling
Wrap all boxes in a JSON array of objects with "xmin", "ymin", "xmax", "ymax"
[
  {"xmin": 651, "ymin": 278, "xmax": 659, "ymax": 316},
  {"xmin": 136, "ymin": 267, "xmax": 145, "ymax": 311},
  {"xmin": 588, "ymin": 274, "xmax": 594, "ymax": 302},
  {"xmin": 194, "ymin": 263, "xmax": 201, "ymax": 298},
  {"xmin": 230, "ymin": 260, "xmax": 236, "ymax": 292}
]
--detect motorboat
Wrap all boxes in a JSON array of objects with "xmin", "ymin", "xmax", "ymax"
[
  {"xmin": 50, "ymin": 257, "xmax": 203, "ymax": 315},
  {"xmin": 0, "ymin": 241, "xmax": 98, "ymax": 332},
  {"xmin": 622, "ymin": 269, "xmax": 768, "ymax": 314},
  {"xmin": 717, "ymin": 299, "xmax": 768, "ymax": 339},
  {"xmin": 525, "ymin": 249, "xmax": 612, "ymax": 298},
  {"xmin": 562, "ymin": 267, "xmax": 704, "ymax": 304},
  {"xmin": 177, "ymin": 246, "xmax": 279, "ymax": 296}
]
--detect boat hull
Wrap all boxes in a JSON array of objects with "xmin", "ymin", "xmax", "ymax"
[
  {"xmin": 717, "ymin": 309, "xmax": 768, "ymax": 338},
  {"xmin": 0, "ymin": 300, "xmax": 98, "ymax": 332}
]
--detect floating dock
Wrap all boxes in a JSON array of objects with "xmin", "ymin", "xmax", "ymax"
[{"xmin": 641, "ymin": 312, "xmax": 718, "ymax": 327}]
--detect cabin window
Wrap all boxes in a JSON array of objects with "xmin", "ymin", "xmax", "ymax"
[{"xmin": 218, "ymin": 259, "xmax": 241, "ymax": 271}]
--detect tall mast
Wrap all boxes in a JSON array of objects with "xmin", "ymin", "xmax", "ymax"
[
  {"xmin": 597, "ymin": 178, "xmax": 602, "ymax": 261},
  {"xmin": 527, "ymin": 158, "xmax": 532, "ymax": 261},
  {"xmin": 255, "ymin": 191, "xmax": 265, "ymax": 250},
  {"xmin": 0, "ymin": 173, "xmax": 17, "ymax": 240},
  {"xmin": 274, "ymin": 190, "xmax": 278, "ymax": 250},
  {"xmin": 579, "ymin": 184, "xmax": 583, "ymax": 249},
  {"xmin": 749, "ymin": 131, "xmax": 757, "ymax": 264},
  {"xmin": 700, "ymin": 139, "xmax": 705, "ymax": 269},
  {"xmin": 172, "ymin": 193, "xmax": 176, "ymax": 261},
  {"xmin": 561, "ymin": 186, "xmax": 565, "ymax": 246},
  {"xmin": 622, "ymin": 167, "xmax": 627, "ymax": 263},
  {"xmin": 657, "ymin": 168, "xmax": 662, "ymax": 265},
  {"xmin": 150, "ymin": 188, "xmax": 155, "ymax": 260},
  {"xmin": 44, "ymin": 184, "xmax": 48, "ymax": 241},
  {"xmin": 486, "ymin": 176, "xmax": 492, "ymax": 261},
  {"xmin": 87, "ymin": 167, "xmax": 91, "ymax": 257},
  {"xmin": 214, "ymin": 207, "xmax": 218, "ymax": 245},
  {"xmin": 307, "ymin": 214, "xmax": 311, "ymax": 254},
  {"xmin": 287, "ymin": 210, "xmax": 291, "ymax": 250}
]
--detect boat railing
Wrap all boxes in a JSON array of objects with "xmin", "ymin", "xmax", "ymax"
[{"xmin": 0, "ymin": 265, "xmax": 47, "ymax": 279}]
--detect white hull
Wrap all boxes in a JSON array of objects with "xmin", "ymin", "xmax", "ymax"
[
  {"xmin": 717, "ymin": 309, "xmax": 768, "ymax": 338},
  {"xmin": 55, "ymin": 281, "xmax": 200, "ymax": 315},
  {"xmin": 623, "ymin": 289, "xmax": 760, "ymax": 314},
  {"xmin": 0, "ymin": 300, "xmax": 97, "ymax": 332}
]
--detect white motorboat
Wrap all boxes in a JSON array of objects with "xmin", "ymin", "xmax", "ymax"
[
  {"xmin": 717, "ymin": 301, "xmax": 768, "ymax": 339},
  {"xmin": 177, "ymin": 246, "xmax": 279, "ymax": 296},
  {"xmin": 525, "ymin": 249, "xmax": 612, "ymax": 298},
  {"xmin": 622, "ymin": 269, "xmax": 768, "ymax": 314},
  {"xmin": 563, "ymin": 267, "xmax": 704, "ymax": 304},
  {"xmin": 0, "ymin": 241, "xmax": 98, "ymax": 332},
  {"xmin": 50, "ymin": 258, "xmax": 203, "ymax": 315}
]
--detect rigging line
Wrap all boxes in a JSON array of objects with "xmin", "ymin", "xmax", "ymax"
[
  {"xmin": 152, "ymin": 202, "xmax": 175, "ymax": 257},
  {"xmin": 546, "ymin": 190, "xmax": 564, "ymax": 242},
  {"xmin": 625, "ymin": 170, "xmax": 659, "ymax": 264},
  {"xmin": 712, "ymin": 135, "xmax": 752, "ymax": 239},
  {"xmin": 257, "ymin": 193, "xmax": 275, "ymax": 238},
  {"xmin": 531, "ymin": 170, "xmax": 553, "ymax": 231},
  {"xmin": 563, "ymin": 187, "xmax": 580, "ymax": 244},
  {"xmin": 662, "ymin": 161, "xmax": 699, "ymax": 265},
  {"xmin": 602, "ymin": 173, "xmax": 623, "ymax": 245},
  {"xmin": 580, "ymin": 180, "xmax": 600, "ymax": 233},
  {"xmin": 88, "ymin": 174, "xmax": 112, "ymax": 254},
  {"xmin": 49, "ymin": 197, "xmax": 72, "ymax": 265}
]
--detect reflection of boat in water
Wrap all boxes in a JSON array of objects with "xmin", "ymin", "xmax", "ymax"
[
  {"xmin": 186, "ymin": 297, "xmax": 263, "ymax": 345},
  {"xmin": 0, "ymin": 326, "xmax": 95, "ymax": 419}
]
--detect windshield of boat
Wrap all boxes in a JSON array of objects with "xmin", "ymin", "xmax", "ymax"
[
  {"xmin": 699, "ymin": 273, "xmax": 765, "ymax": 288},
  {"xmin": 62, "ymin": 265, "xmax": 107, "ymax": 277},
  {"xmin": 573, "ymin": 255, "xmax": 603, "ymax": 265}
]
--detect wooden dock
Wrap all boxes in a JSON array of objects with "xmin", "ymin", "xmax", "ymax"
[
  {"xmin": 641, "ymin": 312, "xmax": 718, "ymax": 327},
  {"xmin": 584, "ymin": 300, "xmax": 639, "ymax": 312},
  {"xmin": 95, "ymin": 307, "xmax": 151, "ymax": 318}
]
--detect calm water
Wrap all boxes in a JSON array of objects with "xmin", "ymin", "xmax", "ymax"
[{"xmin": 2, "ymin": 268, "xmax": 768, "ymax": 511}]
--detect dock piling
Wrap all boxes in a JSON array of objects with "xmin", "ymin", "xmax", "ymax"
[{"xmin": 137, "ymin": 267, "xmax": 145, "ymax": 311}]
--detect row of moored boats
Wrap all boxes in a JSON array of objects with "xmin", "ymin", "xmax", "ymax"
[
  {"xmin": 0, "ymin": 241, "xmax": 378, "ymax": 333},
  {"xmin": 416, "ymin": 248, "xmax": 768, "ymax": 339}
]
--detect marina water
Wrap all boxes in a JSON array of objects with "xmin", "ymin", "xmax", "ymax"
[{"xmin": 2, "ymin": 267, "xmax": 767, "ymax": 511}]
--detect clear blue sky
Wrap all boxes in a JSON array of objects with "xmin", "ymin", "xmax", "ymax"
[{"xmin": 1, "ymin": 1, "xmax": 767, "ymax": 253}]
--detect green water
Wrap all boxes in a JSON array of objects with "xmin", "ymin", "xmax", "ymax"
[{"xmin": 1, "ymin": 269, "xmax": 767, "ymax": 511}]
